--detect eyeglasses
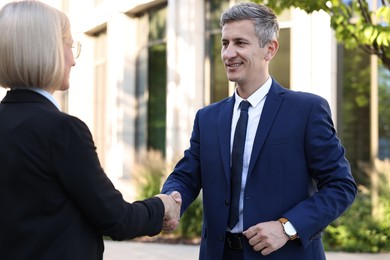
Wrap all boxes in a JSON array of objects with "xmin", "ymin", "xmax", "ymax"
[{"xmin": 71, "ymin": 41, "xmax": 81, "ymax": 59}]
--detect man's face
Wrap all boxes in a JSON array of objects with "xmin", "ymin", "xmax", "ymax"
[{"xmin": 221, "ymin": 20, "xmax": 269, "ymax": 89}]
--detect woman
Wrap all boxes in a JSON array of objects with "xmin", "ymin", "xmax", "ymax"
[{"xmin": 0, "ymin": 1, "xmax": 180, "ymax": 259}]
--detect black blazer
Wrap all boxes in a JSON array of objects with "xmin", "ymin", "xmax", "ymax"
[{"xmin": 0, "ymin": 89, "xmax": 164, "ymax": 260}]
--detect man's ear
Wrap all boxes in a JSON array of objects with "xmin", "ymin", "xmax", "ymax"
[{"xmin": 264, "ymin": 40, "xmax": 279, "ymax": 61}]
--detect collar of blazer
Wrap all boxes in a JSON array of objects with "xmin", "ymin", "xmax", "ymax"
[{"xmin": 1, "ymin": 88, "xmax": 59, "ymax": 111}]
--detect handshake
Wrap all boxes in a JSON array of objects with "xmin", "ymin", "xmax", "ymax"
[{"xmin": 155, "ymin": 191, "xmax": 182, "ymax": 232}]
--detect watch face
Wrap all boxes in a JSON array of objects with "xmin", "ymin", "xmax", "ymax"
[{"xmin": 284, "ymin": 222, "xmax": 297, "ymax": 236}]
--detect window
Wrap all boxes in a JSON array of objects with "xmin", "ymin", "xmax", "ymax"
[
  {"xmin": 205, "ymin": 0, "xmax": 230, "ymax": 104},
  {"xmin": 269, "ymin": 28, "xmax": 290, "ymax": 88},
  {"xmin": 136, "ymin": 4, "xmax": 167, "ymax": 156},
  {"xmin": 378, "ymin": 64, "xmax": 390, "ymax": 159},
  {"xmin": 338, "ymin": 46, "xmax": 371, "ymax": 183},
  {"xmin": 338, "ymin": 44, "xmax": 390, "ymax": 182}
]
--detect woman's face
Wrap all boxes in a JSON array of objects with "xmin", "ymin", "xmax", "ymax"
[{"xmin": 59, "ymin": 39, "xmax": 75, "ymax": 91}]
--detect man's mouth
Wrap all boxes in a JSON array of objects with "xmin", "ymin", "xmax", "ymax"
[{"xmin": 226, "ymin": 62, "xmax": 242, "ymax": 69}]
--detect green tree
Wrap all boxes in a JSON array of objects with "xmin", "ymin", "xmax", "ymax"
[{"xmin": 253, "ymin": 0, "xmax": 390, "ymax": 70}]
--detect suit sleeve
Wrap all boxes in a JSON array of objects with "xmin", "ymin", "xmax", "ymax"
[
  {"xmin": 162, "ymin": 110, "xmax": 203, "ymax": 214},
  {"xmin": 283, "ymin": 97, "xmax": 357, "ymax": 248},
  {"xmin": 49, "ymin": 116, "xmax": 164, "ymax": 240}
]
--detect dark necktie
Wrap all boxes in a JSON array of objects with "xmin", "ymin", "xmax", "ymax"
[{"xmin": 228, "ymin": 100, "xmax": 250, "ymax": 230}]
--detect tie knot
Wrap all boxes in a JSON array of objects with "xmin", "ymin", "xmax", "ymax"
[{"xmin": 239, "ymin": 100, "xmax": 250, "ymax": 112}]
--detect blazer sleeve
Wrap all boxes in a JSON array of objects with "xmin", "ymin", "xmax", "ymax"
[
  {"xmin": 283, "ymin": 96, "xmax": 357, "ymax": 248},
  {"xmin": 49, "ymin": 115, "xmax": 164, "ymax": 240}
]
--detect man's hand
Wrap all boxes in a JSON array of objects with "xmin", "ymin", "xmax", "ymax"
[
  {"xmin": 243, "ymin": 220, "xmax": 289, "ymax": 256},
  {"xmin": 155, "ymin": 191, "xmax": 182, "ymax": 232}
]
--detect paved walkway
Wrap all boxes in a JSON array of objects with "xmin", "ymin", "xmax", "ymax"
[{"xmin": 103, "ymin": 240, "xmax": 390, "ymax": 260}]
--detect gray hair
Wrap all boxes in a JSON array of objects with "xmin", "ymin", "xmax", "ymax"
[
  {"xmin": 0, "ymin": 0, "xmax": 71, "ymax": 90},
  {"xmin": 220, "ymin": 2, "xmax": 279, "ymax": 47}
]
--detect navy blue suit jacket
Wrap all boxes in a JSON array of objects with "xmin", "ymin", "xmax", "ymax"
[
  {"xmin": 162, "ymin": 80, "xmax": 357, "ymax": 259},
  {"xmin": 0, "ymin": 89, "xmax": 164, "ymax": 260}
]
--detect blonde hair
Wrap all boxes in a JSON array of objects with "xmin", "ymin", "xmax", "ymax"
[{"xmin": 0, "ymin": 0, "xmax": 71, "ymax": 90}]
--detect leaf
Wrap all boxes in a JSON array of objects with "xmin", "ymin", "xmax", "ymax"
[
  {"xmin": 376, "ymin": 6, "xmax": 390, "ymax": 24},
  {"xmin": 363, "ymin": 26, "xmax": 379, "ymax": 44},
  {"xmin": 377, "ymin": 31, "xmax": 390, "ymax": 47}
]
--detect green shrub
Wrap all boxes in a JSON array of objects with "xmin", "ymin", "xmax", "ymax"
[
  {"xmin": 323, "ymin": 192, "xmax": 390, "ymax": 252},
  {"xmin": 134, "ymin": 149, "xmax": 203, "ymax": 240},
  {"xmin": 134, "ymin": 150, "xmax": 166, "ymax": 200},
  {"xmin": 177, "ymin": 196, "xmax": 203, "ymax": 239},
  {"xmin": 324, "ymin": 160, "xmax": 390, "ymax": 253},
  {"xmin": 323, "ymin": 161, "xmax": 390, "ymax": 253}
]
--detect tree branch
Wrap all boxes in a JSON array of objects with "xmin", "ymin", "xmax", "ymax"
[{"xmin": 357, "ymin": 0, "xmax": 372, "ymax": 23}]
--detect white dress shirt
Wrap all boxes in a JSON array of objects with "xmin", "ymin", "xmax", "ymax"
[{"xmin": 229, "ymin": 77, "xmax": 272, "ymax": 233}]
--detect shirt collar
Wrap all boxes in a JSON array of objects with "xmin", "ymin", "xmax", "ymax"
[{"xmin": 234, "ymin": 77, "xmax": 272, "ymax": 108}]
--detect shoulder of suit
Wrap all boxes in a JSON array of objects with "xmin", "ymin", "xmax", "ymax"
[
  {"xmin": 199, "ymin": 95, "xmax": 233, "ymax": 112},
  {"xmin": 278, "ymin": 87, "xmax": 326, "ymax": 103}
]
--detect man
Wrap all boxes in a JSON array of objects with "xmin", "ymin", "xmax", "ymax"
[{"xmin": 162, "ymin": 2, "xmax": 357, "ymax": 260}]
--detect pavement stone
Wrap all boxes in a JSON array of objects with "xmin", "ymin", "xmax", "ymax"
[{"xmin": 103, "ymin": 240, "xmax": 390, "ymax": 260}]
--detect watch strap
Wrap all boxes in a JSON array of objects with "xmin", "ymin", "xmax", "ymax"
[
  {"xmin": 278, "ymin": 217, "xmax": 289, "ymax": 224},
  {"xmin": 278, "ymin": 217, "xmax": 298, "ymax": 240}
]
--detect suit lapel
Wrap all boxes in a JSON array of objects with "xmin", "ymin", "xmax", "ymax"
[
  {"xmin": 218, "ymin": 96, "xmax": 235, "ymax": 183},
  {"xmin": 248, "ymin": 82, "xmax": 285, "ymax": 175}
]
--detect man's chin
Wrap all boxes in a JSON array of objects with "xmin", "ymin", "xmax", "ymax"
[{"xmin": 226, "ymin": 75, "xmax": 239, "ymax": 83}]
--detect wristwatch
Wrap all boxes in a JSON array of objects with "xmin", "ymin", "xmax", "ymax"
[{"xmin": 278, "ymin": 217, "xmax": 298, "ymax": 240}]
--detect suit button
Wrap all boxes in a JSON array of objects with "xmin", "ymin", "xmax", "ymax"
[{"xmin": 225, "ymin": 200, "xmax": 229, "ymax": 206}]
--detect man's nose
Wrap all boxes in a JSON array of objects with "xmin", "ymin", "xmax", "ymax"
[{"xmin": 222, "ymin": 46, "xmax": 237, "ymax": 60}]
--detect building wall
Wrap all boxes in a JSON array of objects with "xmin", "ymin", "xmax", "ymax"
[
  {"xmin": 0, "ymin": 0, "xmax": 338, "ymax": 200},
  {"xmin": 290, "ymin": 9, "xmax": 338, "ymax": 123},
  {"xmin": 165, "ymin": 0, "xmax": 205, "ymax": 162}
]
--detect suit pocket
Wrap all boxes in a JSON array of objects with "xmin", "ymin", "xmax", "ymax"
[{"xmin": 264, "ymin": 135, "xmax": 299, "ymax": 146}]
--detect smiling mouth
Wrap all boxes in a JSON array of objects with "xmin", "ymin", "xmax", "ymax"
[{"xmin": 225, "ymin": 61, "xmax": 242, "ymax": 68}]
